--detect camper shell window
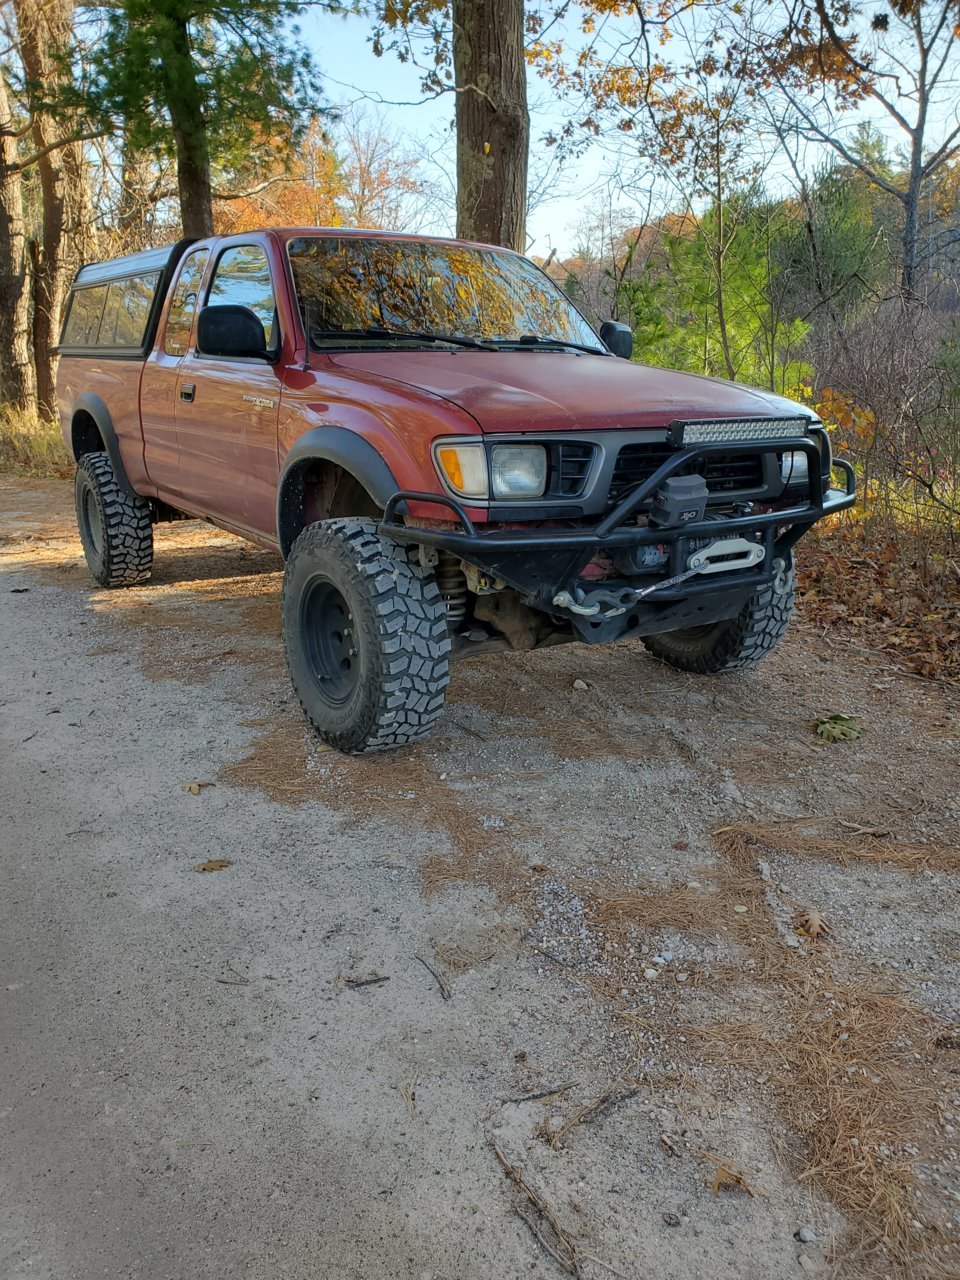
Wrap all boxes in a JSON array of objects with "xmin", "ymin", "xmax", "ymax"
[
  {"xmin": 61, "ymin": 272, "xmax": 160, "ymax": 351},
  {"xmin": 58, "ymin": 240, "xmax": 195, "ymax": 355}
]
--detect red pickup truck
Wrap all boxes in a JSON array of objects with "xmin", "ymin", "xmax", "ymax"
[{"xmin": 57, "ymin": 229, "xmax": 855, "ymax": 752}]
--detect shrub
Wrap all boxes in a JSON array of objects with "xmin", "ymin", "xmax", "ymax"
[{"xmin": 0, "ymin": 407, "xmax": 72, "ymax": 478}]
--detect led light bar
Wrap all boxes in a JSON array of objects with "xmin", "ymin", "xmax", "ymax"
[{"xmin": 668, "ymin": 417, "xmax": 810, "ymax": 447}]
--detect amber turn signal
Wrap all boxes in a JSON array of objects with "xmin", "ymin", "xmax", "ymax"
[{"xmin": 434, "ymin": 441, "xmax": 488, "ymax": 500}]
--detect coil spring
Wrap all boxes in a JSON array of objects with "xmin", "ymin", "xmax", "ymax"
[{"xmin": 436, "ymin": 551, "xmax": 467, "ymax": 625}]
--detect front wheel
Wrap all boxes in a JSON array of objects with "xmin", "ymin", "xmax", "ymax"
[
  {"xmin": 282, "ymin": 518, "xmax": 451, "ymax": 753},
  {"xmin": 641, "ymin": 554, "xmax": 796, "ymax": 674}
]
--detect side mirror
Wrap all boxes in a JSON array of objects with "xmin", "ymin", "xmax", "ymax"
[
  {"xmin": 197, "ymin": 304, "xmax": 269, "ymax": 359},
  {"xmin": 599, "ymin": 320, "xmax": 633, "ymax": 360}
]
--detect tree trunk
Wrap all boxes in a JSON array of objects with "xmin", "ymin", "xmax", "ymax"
[
  {"xmin": 900, "ymin": 13, "xmax": 929, "ymax": 301},
  {"xmin": 0, "ymin": 71, "xmax": 36, "ymax": 412},
  {"xmin": 711, "ymin": 143, "xmax": 736, "ymax": 381},
  {"xmin": 901, "ymin": 186, "xmax": 920, "ymax": 299},
  {"xmin": 900, "ymin": 125, "xmax": 924, "ymax": 299},
  {"xmin": 452, "ymin": 0, "xmax": 529, "ymax": 251},
  {"xmin": 162, "ymin": 16, "xmax": 214, "ymax": 238},
  {"xmin": 15, "ymin": 0, "xmax": 86, "ymax": 421}
]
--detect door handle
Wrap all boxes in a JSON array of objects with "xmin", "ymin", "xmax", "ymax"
[{"xmin": 180, "ymin": 383, "xmax": 196, "ymax": 403}]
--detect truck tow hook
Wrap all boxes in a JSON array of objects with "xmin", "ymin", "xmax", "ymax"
[
  {"xmin": 552, "ymin": 537, "xmax": 766, "ymax": 619},
  {"xmin": 553, "ymin": 562, "xmax": 705, "ymax": 618}
]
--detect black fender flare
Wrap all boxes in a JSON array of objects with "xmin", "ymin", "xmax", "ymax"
[
  {"xmin": 70, "ymin": 392, "xmax": 136, "ymax": 496},
  {"xmin": 277, "ymin": 426, "xmax": 401, "ymax": 558}
]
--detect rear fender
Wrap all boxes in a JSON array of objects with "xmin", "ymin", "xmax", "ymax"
[{"xmin": 70, "ymin": 393, "xmax": 136, "ymax": 496}]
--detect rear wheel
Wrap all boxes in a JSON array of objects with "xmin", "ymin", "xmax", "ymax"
[
  {"xmin": 282, "ymin": 518, "xmax": 451, "ymax": 753},
  {"xmin": 75, "ymin": 453, "xmax": 153, "ymax": 587},
  {"xmin": 642, "ymin": 554, "xmax": 795, "ymax": 674}
]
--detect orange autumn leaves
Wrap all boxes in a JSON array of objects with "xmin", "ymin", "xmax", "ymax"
[{"xmin": 214, "ymin": 124, "xmax": 343, "ymax": 235}]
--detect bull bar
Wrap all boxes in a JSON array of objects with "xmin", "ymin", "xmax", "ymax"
[{"xmin": 380, "ymin": 435, "xmax": 856, "ymax": 640}]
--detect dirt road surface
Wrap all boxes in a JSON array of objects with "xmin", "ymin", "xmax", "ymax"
[{"xmin": 2, "ymin": 475, "xmax": 959, "ymax": 1280}]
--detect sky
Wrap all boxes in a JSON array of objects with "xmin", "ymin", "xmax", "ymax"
[
  {"xmin": 300, "ymin": 6, "xmax": 610, "ymax": 256},
  {"xmin": 297, "ymin": 5, "xmax": 960, "ymax": 258}
]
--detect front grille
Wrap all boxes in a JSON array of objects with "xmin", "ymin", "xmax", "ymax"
[
  {"xmin": 548, "ymin": 442, "xmax": 595, "ymax": 497},
  {"xmin": 608, "ymin": 442, "xmax": 765, "ymax": 505}
]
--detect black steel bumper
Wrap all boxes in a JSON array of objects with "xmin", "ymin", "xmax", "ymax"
[{"xmin": 380, "ymin": 437, "xmax": 856, "ymax": 643}]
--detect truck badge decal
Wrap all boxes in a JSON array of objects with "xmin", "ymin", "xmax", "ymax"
[{"xmin": 242, "ymin": 394, "xmax": 275, "ymax": 409}]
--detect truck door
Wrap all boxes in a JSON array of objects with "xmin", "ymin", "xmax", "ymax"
[
  {"xmin": 173, "ymin": 241, "xmax": 283, "ymax": 537},
  {"xmin": 140, "ymin": 246, "xmax": 210, "ymax": 502}
]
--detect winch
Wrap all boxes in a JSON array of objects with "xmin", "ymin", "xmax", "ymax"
[
  {"xmin": 554, "ymin": 533, "xmax": 767, "ymax": 618},
  {"xmin": 648, "ymin": 475, "xmax": 709, "ymax": 528}
]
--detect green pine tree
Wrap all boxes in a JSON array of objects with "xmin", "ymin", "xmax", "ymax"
[{"xmin": 82, "ymin": 0, "xmax": 334, "ymax": 237}]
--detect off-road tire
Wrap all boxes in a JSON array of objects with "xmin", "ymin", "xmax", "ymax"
[
  {"xmin": 641, "ymin": 554, "xmax": 796, "ymax": 674},
  {"xmin": 282, "ymin": 518, "xmax": 451, "ymax": 753},
  {"xmin": 75, "ymin": 452, "xmax": 153, "ymax": 587}
]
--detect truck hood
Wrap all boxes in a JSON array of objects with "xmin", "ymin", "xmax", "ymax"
[{"xmin": 329, "ymin": 350, "xmax": 813, "ymax": 434}]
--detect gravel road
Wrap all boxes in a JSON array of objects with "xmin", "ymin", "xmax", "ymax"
[{"xmin": 2, "ymin": 476, "xmax": 959, "ymax": 1280}]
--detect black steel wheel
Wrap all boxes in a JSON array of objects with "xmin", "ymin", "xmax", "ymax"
[{"xmin": 299, "ymin": 578, "xmax": 361, "ymax": 708}]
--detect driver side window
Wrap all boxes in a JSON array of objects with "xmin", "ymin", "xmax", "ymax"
[
  {"xmin": 207, "ymin": 245, "xmax": 277, "ymax": 350},
  {"xmin": 164, "ymin": 249, "xmax": 209, "ymax": 356}
]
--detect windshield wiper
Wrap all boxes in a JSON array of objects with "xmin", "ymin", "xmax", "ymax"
[
  {"xmin": 311, "ymin": 325, "xmax": 495, "ymax": 351},
  {"xmin": 493, "ymin": 334, "xmax": 610, "ymax": 356}
]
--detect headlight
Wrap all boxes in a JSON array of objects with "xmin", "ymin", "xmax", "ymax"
[
  {"xmin": 780, "ymin": 450, "xmax": 809, "ymax": 486},
  {"xmin": 491, "ymin": 444, "xmax": 547, "ymax": 499},
  {"xmin": 434, "ymin": 441, "xmax": 488, "ymax": 500}
]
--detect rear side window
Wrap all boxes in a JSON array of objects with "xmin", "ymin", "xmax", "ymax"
[
  {"xmin": 98, "ymin": 274, "xmax": 159, "ymax": 348},
  {"xmin": 207, "ymin": 245, "xmax": 277, "ymax": 348},
  {"xmin": 62, "ymin": 286, "xmax": 107, "ymax": 346},
  {"xmin": 164, "ymin": 249, "xmax": 209, "ymax": 356},
  {"xmin": 62, "ymin": 273, "xmax": 159, "ymax": 349}
]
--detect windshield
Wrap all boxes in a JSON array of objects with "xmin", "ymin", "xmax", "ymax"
[{"xmin": 286, "ymin": 236, "xmax": 604, "ymax": 351}]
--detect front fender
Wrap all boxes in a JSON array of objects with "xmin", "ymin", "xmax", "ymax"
[{"xmin": 276, "ymin": 426, "xmax": 400, "ymax": 557}]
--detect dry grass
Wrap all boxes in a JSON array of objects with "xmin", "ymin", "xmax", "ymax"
[
  {"xmin": 450, "ymin": 659, "xmax": 670, "ymax": 763},
  {"xmin": 218, "ymin": 717, "xmax": 326, "ymax": 801},
  {"xmin": 220, "ymin": 712, "xmax": 531, "ymax": 899},
  {"xmin": 584, "ymin": 849, "xmax": 778, "ymax": 966},
  {"xmin": 420, "ymin": 841, "xmax": 526, "ymax": 898},
  {"xmin": 433, "ymin": 924, "xmax": 519, "ymax": 973},
  {"xmin": 537, "ymin": 1081, "xmax": 639, "ymax": 1151},
  {"xmin": 0, "ymin": 407, "xmax": 72, "ymax": 477},
  {"xmin": 588, "ymin": 879, "xmax": 730, "ymax": 941},
  {"xmin": 710, "ymin": 832, "xmax": 954, "ymax": 1274}
]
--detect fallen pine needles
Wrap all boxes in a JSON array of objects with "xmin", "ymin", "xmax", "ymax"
[{"xmin": 714, "ymin": 817, "xmax": 960, "ymax": 874}]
